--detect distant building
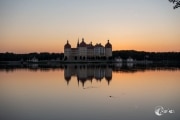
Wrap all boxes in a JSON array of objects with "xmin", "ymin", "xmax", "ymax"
[
  {"xmin": 28, "ymin": 57, "xmax": 38, "ymax": 62},
  {"xmin": 64, "ymin": 38, "xmax": 112, "ymax": 60},
  {"xmin": 127, "ymin": 57, "xmax": 133, "ymax": 63},
  {"xmin": 115, "ymin": 56, "xmax": 123, "ymax": 62}
]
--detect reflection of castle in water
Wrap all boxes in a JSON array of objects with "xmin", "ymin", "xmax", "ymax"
[{"xmin": 64, "ymin": 65, "xmax": 112, "ymax": 86}]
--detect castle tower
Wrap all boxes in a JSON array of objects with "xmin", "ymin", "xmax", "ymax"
[
  {"xmin": 105, "ymin": 40, "xmax": 112, "ymax": 58},
  {"xmin": 78, "ymin": 38, "xmax": 87, "ymax": 60},
  {"xmin": 64, "ymin": 40, "xmax": 71, "ymax": 60}
]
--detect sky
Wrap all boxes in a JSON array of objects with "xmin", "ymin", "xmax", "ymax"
[{"xmin": 0, "ymin": 0, "xmax": 180, "ymax": 53}]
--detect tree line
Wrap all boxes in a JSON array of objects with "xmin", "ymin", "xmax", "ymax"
[
  {"xmin": 0, "ymin": 51, "xmax": 180, "ymax": 61},
  {"xmin": 113, "ymin": 50, "xmax": 180, "ymax": 61},
  {"xmin": 0, "ymin": 52, "xmax": 64, "ymax": 61}
]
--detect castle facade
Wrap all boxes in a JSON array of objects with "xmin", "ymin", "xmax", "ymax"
[{"xmin": 64, "ymin": 38, "xmax": 112, "ymax": 60}]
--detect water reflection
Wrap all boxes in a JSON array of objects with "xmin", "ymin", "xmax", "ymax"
[
  {"xmin": 0, "ymin": 62, "xmax": 180, "ymax": 72},
  {"xmin": 64, "ymin": 64, "xmax": 112, "ymax": 86},
  {"xmin": 0, "ymin": 63, "xmax": 180, "ymax": 120}
]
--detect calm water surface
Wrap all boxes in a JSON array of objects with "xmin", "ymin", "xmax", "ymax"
[{"xmin": 0, "ymin": 64, "xmax": 179, "ymax": 120}]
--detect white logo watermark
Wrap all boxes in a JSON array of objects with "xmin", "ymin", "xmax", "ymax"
[{"xmin": 155, "ymin": 106, "xmax": 175, "ymax": 116}]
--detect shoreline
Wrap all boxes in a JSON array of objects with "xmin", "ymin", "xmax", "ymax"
[{"xmin": 0, "ymin": 60, "xmax": 179, "ymax": 65}]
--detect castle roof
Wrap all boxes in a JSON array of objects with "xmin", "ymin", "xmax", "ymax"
[
  {"xmin": 64, "ymin": 40, "xmax": 71, "ymax": 48},
  {"xmin": 64, "ymin": 39, "xmax": 112, "ymax": 49},
  {"xmin": 87, "ymin": 42, "xmax": 94, "ymax": 49},
  {"xmin": 95, "ymin": 43, "xmax": 104, "ymax": 48},
  {"xmin": 79, "ymin": 38, "xmax": 87, "ymax": 47},
  {"xmin": 105, "ymin": 40, "xmax": 112, "ymax": 48}
]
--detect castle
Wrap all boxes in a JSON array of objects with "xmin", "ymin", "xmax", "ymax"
[{"xmin": 64, "ymin": 38, "xmax": 112, "ymax": 60}]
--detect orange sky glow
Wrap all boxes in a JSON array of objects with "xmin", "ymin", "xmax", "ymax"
[{"xmin": 0, "ymin": 0, "xmax": 180, "ymax": 53}]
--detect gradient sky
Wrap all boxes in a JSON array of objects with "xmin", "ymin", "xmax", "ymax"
[{"xmin": 0, "ymin": 0, "xmax": 180, "ymax": 53}]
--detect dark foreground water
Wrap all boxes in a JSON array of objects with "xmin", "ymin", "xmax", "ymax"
[{"xmin": 0, "ymin": 64, "xmax": 180, "ymax": 120}]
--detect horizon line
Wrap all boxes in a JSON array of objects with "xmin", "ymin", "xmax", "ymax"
[{"xmin": 1, "ymin": 49, "xmax": 180, "ymax": 54}]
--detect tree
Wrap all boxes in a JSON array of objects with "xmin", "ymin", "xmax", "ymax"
[{"xmin": 169, "ymin": 0, "xmax": 180, "ymax": 9}]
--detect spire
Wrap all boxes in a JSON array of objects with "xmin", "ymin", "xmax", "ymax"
[
  {"xmin": 79, "ymin": 38, "xmax": 86, "ymax": 47},
  {"xmin": 105, "ymin": 39, "xmax": 112, "ymax": 48},
  {"xmin": 64, "ymin": 40, "xmax": 71, "ymax": 48},
  {"xmin": 77, "ymin": 38, "xmax": 79, "ymax": 47}
]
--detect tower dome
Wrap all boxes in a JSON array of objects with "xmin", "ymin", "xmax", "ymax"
[
  {"xmin": 64, "ymin": 40, "xmax": 71, "ymax": 48},
  {"xmin": 105, "ymin": 40, "xmax": 112, "ymax": 48},
  {"xmin": 79, "ymin": 38, "xmax": 87, "ymax": 47}
]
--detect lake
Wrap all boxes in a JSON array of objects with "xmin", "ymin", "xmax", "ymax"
[{"xmin": 0, "ymin": 64, "xmax": 179, "ymax": 120}]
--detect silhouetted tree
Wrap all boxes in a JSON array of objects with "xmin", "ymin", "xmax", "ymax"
[
  {"xmin": 0, "ymin": 51, "xmax": 180, "ymax": 62},
  {"xmin": 112, "ymin": 50, "xmax": 180, "ymax": 61},
  {"xmin": 169, "ymin": 0, "xmax": 180, "ymax": 9}
]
